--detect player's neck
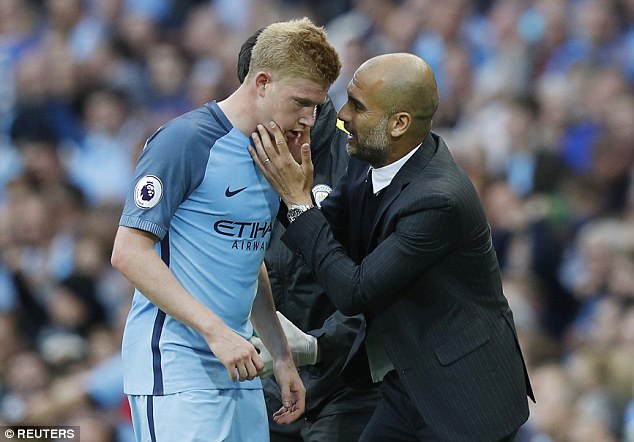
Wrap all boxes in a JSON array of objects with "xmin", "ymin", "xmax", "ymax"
[{"xmin": 217, "ymin": 86, "xmax": 257, "ymax": 139}]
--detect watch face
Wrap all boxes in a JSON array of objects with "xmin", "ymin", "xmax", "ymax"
[
  {"xmin": 287, "ymin": 205, "xmax": 313, "ymax": 222},
  {"xmin": 287, "ymin": 208, "xmax": 302, "ymax": 222}
]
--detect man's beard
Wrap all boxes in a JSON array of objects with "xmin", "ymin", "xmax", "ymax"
[{"xmin": 347, "ymin": 116, "xmax": 389, "ymax": 165}]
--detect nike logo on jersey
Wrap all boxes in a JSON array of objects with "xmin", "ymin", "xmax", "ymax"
[{"xmin": 225, "ymin": 186, "xmax": 247, "ymax": 197}]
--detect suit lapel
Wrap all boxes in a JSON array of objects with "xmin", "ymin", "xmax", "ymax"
[
  {"xmin": 349, "ymin": 165, "xmax": 371, "ymax": 261},
  {"xmin": 368, "ymin": 134, "xmax": 438, "ymax": 244}
]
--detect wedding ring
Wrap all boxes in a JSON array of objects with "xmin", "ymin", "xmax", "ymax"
[{"xmin": 263, "ymin": 158, "xmax": 271, "ymax": 164}]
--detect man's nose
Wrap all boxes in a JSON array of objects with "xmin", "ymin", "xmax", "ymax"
[
  {"xmin": 299, "ymin": 107, "xmax": 316, "ymax": 128},
  {"xmin": 337, "ymin": 106, "xmax": 348, "ymax": 123}
]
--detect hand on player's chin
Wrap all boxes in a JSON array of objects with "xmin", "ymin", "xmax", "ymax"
[
  {"xmin": 286, "ymin": 128, "xmax": 310, "ymax": 164},
  {"xmin": 286, "ymin": 135, "xmax": 303, "ymax": 164}
]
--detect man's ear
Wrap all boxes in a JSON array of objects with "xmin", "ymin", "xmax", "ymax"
[
  {"xmin": 389, "ymin": 112, "xmax": 412, "ymax": 137},
  {"xmin": 255, "ymin": 72, "xmax": 270, "ymax": 97}
]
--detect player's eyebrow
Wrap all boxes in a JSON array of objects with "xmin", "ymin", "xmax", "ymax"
[{"xmin": 293, "ymin": 96, "xmax": 320, "ymax": 107}]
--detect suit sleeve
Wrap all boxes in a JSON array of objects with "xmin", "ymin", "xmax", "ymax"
[
  {"xmin": 308, "ymin": 310, "xmax": 363, "ymax": 366},
  {"xmin": 281, "ymin": 193, "xmax": 462, "ymax": 316}
]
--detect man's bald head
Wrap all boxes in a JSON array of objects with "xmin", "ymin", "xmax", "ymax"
[
  {"xmin": 338, "ymin": 53, "xmax": 441, "ymax": 166},
  {"xmin": 356, "ymin": 53, "xmax": 439, "ymax": 127}
]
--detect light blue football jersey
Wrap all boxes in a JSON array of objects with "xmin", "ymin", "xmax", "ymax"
[{"xmin": 119, "ymin": 101, "xmax": 279, "ymax": 395}]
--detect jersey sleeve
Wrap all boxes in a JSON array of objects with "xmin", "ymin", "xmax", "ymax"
[{"xmin": 119, "ymin": 116, "xmax": 212, "ymax": 239}]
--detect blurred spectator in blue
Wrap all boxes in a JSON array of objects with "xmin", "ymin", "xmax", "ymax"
[
  {"xmin": 543, "ymin": 0, "xmax": 623, "ymax": 76},
  {"xmin": 66, "ymin": 87, "xmax": 143, "ymax": 206},
  {"xmin": 622, "ymin": 0, "xmax": 634, "ymax": 82},
  {"xmin": 505, "ymin": 93, "xmax": 569, "ymax": 198},
  {"xmin": 413, "ymin": 0, "xmax": 490, "ymax": 104},
  {"xmin": 521, "ymin": 363, "xmax": 578, "ymax": 442},
  {"xmin": 518, "ymin": 0, "xmax": 568, "ymax": 78},
  {"xmin": 0, "ymin": 0, "xmax": 41, "ymax": 138},
  {"xmin": 559, "ymin": 66, "xmax": 628, "ymax": 175},
  {"xmin": 180, "ymin": 4, "xmax": 236, "ymax": 101},
  {"xmin": 589, "ymin": 89, "xmax": 634, "ymax": 212},
  {"xmin": 15, "ymin": 318, "xmax": 132, "ymax": 441},
  {"xmin": 143, "ymin": 42, "xmax": 193, "ymax": 128},
  {"xmin": 559, "ymin": 219, "xmax": 623, "ymax": 346},
  {"xmin": 0, "ymin": 350, "xmax": 51, "ymax": 424},
  {"xmin": 621, "ymin": 305, "xmax": 634, "ymax": 441},
  {"xmin": 41, "ymin": 0, "xmax": 107, "ymax": 63},
  {"xmin": 9, "ymin": 48, "xmax": 83, "ymax": 147},
  {"xmin": 123, "ymin": 0, "xmax": 173, "ymax": 26},
  {"xmin": 565, "ymin": 346, "xmax": 623, "ymax": 439},
  {"xmin": 325, "ymin": 0, "xmax": 403, "ymax": 108},
  {"xmin": 0, "ymin": 312, "xmax": 22, "ymax": 375}
]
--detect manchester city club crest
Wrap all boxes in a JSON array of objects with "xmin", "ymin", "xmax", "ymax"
[
  {"xmin": 311, "ymin": 184, "xmax": 332, "ymax": 208},
  {"xmin": 134, "ymin": 175, "xmax": 163, "ymax": 209}
]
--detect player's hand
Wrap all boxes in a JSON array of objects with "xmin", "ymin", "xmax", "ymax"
[
  {"xmin": 271, "ymin": 358, "xmax": 305, "ymax": 424},
  {"xmin": 249, "ymin": 336, "xmax": 274, "ymax": 377},
  {"xmin": 205, "ymin": 327, "xmax": 264, "ymax": 382},
  {"xmin": 249, "ymin": 121, "xmax": 314, "ymax": 207}
]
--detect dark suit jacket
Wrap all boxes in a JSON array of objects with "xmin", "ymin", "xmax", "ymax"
[{"xmin": 282, "ymin": 132, "xmax": 535, "ymax": 441}]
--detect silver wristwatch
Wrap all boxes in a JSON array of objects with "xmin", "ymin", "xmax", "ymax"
[{"xmin": 287, "ymin": 204, "xmax": 314, "ymax": 223}]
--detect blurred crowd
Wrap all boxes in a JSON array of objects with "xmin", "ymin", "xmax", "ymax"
[{"xmin": 1, "ymin": 0, "xmax": 634, "ymax": 441}]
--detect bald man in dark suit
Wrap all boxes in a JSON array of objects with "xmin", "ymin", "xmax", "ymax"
[{"xmin": 251, "ymin": 53, "xmax": 534, "ymax": 442}]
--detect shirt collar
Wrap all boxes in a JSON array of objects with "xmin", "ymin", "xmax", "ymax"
[{"xmin": 370, "ymin": 144, "xmax": 421, "ymax": 194}]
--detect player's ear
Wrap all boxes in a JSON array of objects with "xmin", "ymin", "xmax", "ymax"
[{"xmin": 255, "ymin": 72, "xmax": 270, "ymax": 97}]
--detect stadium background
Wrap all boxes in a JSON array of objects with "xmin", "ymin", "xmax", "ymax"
[{"xmin": 1, "ymin": 0, "xmax": 634, "ymax": 440}]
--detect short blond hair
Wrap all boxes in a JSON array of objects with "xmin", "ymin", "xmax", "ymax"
[{"xmin": 249, "ymin": 18, "xmax": 341, "ymax": 87}]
